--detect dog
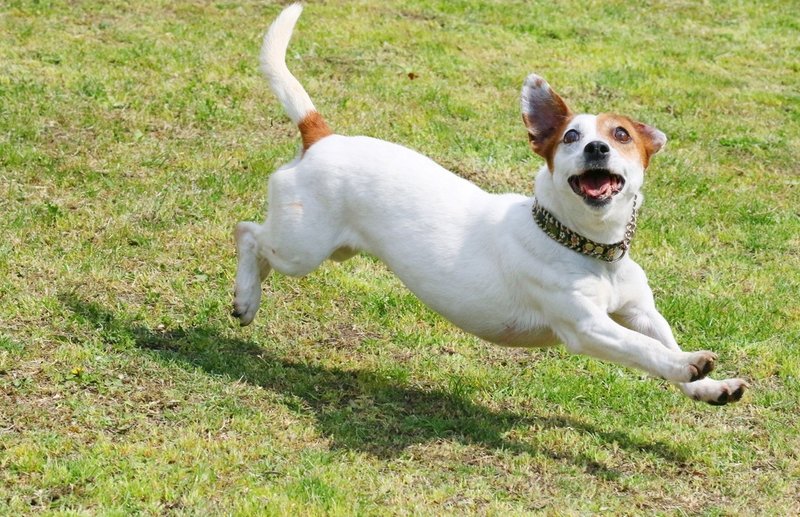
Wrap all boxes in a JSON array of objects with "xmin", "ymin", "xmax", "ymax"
[{"xmin": 232, "ymin": 4, "xmax": 747, "ymax": 405}]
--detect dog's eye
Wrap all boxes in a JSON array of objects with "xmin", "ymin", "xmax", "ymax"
[
  {"xmin": 613, "ymin": 127, "xmax": 631, "ymax": 143},
  {"xmin": 563, "ymin": 129, "xmax": 580, "ymax": 144}
]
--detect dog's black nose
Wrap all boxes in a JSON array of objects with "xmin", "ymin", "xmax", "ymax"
[{"xmin": 583, "ymin": 140, "xmax": 610, "ymax": 157}]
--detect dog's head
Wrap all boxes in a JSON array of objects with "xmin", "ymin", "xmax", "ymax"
[{"xmin": 521, "ymin": 74, "xmax": 666, "ymax": 210}]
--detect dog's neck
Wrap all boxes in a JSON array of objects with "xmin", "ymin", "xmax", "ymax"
[{"xmin": 533, "ymin": 167, "xmax": 640, "ymax": 245}]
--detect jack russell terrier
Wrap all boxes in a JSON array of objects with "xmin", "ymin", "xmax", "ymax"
[{"xmin": 232, "ymin": 4, "xmax": 747, "ymax": 405}]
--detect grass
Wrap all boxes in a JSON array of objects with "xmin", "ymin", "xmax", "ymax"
[{"xmin": 1, "ymin": 0, "xmax": 799, "ymax": 514}]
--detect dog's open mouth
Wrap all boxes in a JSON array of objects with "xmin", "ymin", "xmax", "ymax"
[{"xmin": 568, "ymin": 169, "xmax": 625, "ymax": 205}]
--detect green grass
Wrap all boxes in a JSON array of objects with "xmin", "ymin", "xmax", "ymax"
[{"xmin": 1, "ymin": 0, "xmax": 799, "ymax": 514}]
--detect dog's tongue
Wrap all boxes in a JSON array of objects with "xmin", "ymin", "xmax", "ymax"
[{"xmin": 580, "ymin": 174, "xmax": 612, "ymax": 198}]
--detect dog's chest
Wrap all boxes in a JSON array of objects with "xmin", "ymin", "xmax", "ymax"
[{"xmin": 576, "ymin": 269, "xmax": 629, "ymax": 313}]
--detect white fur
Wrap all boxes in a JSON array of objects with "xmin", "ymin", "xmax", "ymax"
[
  {"xmin": 233, "ymin": 5, "xmax": 747, "ymax": 405},
  {"xmin": 260, "ymin": 3, "xmax": 315, "ymax": 124}
]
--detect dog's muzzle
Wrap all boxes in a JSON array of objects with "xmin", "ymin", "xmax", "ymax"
[{"xmin": 568, "ymin": 169, "xmax": 625, "ymax": 206}]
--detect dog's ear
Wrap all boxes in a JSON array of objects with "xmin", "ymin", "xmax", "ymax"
[
  {"xmin": 632, "ymin": 122, "xmax": 667, "ymax": 168},
  {"xmin": 521, "ymin": 74, "xmax": 573, "ymax": 166}
]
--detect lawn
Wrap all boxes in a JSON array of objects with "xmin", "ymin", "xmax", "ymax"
[{"xmin": 1, "ymin": 0, "xmax": 799, "ymax": 514}]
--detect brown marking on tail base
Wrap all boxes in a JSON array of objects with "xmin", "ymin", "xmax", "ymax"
[{"xmin": 298, "ymin": 111, "xmax": 332, "ymax": 151}]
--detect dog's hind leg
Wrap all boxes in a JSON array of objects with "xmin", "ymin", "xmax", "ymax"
[
  {"xmin": 232, "ymin": 221, "xmax": 272, "ymax": 326},
  {"xmin": 232, "ymin": 174, "xmax": 347, "ymax": 326}
]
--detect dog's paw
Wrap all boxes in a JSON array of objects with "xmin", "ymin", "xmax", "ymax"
[
  {"xmin": 684, "ymin": 350, "xmax": 717, "ymax": 382},
  {"xmin": 683, "ymin": 377, "xmax": 748, "ymax": 405},
  {"xmin": 704, "ymin": 378, "xmax": 748, "ymax": 406},
  {"xmin": 231, "ymin": 284, "xmax": 261, "ymax": 326}
]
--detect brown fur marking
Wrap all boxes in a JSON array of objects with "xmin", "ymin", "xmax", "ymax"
[
  {"xmin": 596, "ymin": 113, "xmax": 659, "ymax": 169},
  {"xmin": 530, "ymin": 111, "xmax": 574, "ymax": 172},
  {"xmin": 298, "ymin": 111, "xmax": 332, "ymax": 151},
  {"xmin": 521, "ymin": 84, "xmax": 574, "ymax": 172}
]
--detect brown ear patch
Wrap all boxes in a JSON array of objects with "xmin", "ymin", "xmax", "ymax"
[
  {"xmin": 596, "ymin": 113, "xmax": 667, "ymax": 169},
  {"xmin": 298, "ymin": 111, "xmax": 332, "ymax": 152},
  {"xmin": 520, "ymin": 74, "xmax": 574, "ymax": 171}
]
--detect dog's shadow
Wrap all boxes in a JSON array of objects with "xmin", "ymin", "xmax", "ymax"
[{"xmin": 64, "ymin": 295, "xmax": 688, "ymax": 478}]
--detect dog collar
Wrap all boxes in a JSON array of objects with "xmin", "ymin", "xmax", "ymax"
[{"xmin": 531, "ymin": 196, "xmax": 638, "ymax": 262}]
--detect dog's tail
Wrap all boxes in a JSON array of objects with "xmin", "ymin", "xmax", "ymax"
[{"xmin": 260, "ymin": 3, "xmax": 332, "ymax": 152}]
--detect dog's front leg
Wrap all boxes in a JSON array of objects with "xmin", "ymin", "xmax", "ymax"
[
  {"xmin": 550, "ymin": 301, "xmax": 717, "ymax": 383},
  {"xmin": 613, "ymin": 304, "xmax": 747, "ymax": 405},
  {"xmin": 232, "ymin": 222, "xmax": 272, "ymax": 326}
]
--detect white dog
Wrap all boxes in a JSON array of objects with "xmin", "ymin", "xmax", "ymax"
[{"xmin": 233, "ymin": 4, "xmax": 747, "ymax": 405}]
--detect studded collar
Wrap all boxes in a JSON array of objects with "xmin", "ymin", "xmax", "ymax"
[{"xmin": 531, "ymin": 197, "xmax": 638, "ymax": 263}]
